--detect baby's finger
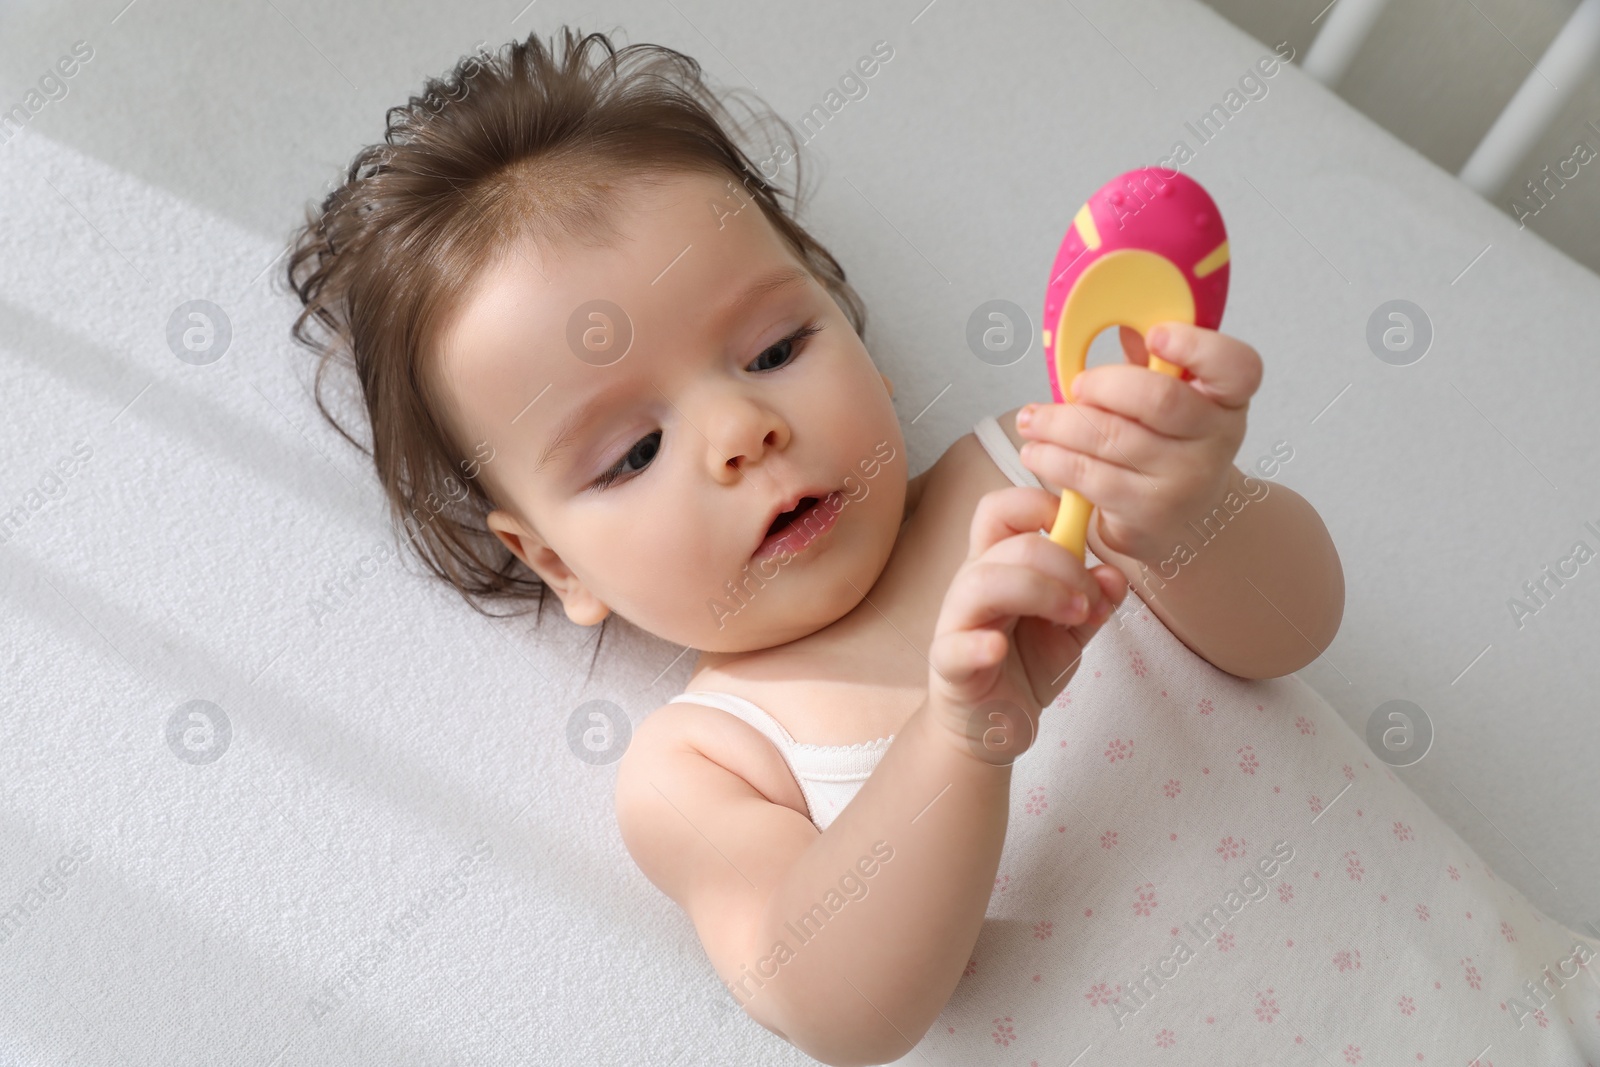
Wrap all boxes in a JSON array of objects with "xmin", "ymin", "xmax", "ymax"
[
  {"xmin": 942, "ymin": 560, "xmax": 1089, "ymax": 635},
  {"xmin": 1061, "ymin": 369, "xmax": 1213, "ymax": 441},
  {"xmin": 1139, "ymin": 322, "xmax": 1262, "ymax": 410},
  {"xmin": 966, "ymin": 487, "xmax": 1074, "ymax": 562},
  {"xmin": 1019, "ymin": 400, "xmax": 1175, "ymax": 475},
  {"xmin": 1087, "ymin": 562, "xmax": 1130, "ymax": 622},
  {"xmin": 978, "ymin": 525, "xmax": 1109, "ymax": 611},
  {"xmin": 929, "ymin": 627, "xmax": 1009, "ymax": 691}
]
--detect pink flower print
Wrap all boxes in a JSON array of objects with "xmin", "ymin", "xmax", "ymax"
[
  {"xmin": 1216, "ymin": 836, "xmax": 1246, "ymax": 861},
  {"xmin": 1237, "ymin": 745, "xmax": 1259, "ymax": 775},
  {"xmin": 1216, "ymin": 931, "xmax": 1236, "ymax": 952},
  {"xmin": 1448, "ymin": 864, "xmax": 1461, "ymax": 881},
  {"xmin": 1392, "ymin": 821, "xmax": 1413, "ymax": 842},
  {"xmin": 1033, "ymin": 920, "xmax": 1054, "ymax": 941},
  {"xmin": 1197, "ymin": 697, "xmax": 1214, "ymax": 716},
  {"xmin": 1278, "ymin": 882, "xmax": 1294, "ymax": 903},
  {"xmin": 994, "ymin": 873, "xmax": 1010, "ymax": 895},
  {"xmin": 1344, "ymin": 851, "xmax": 1365, "ymax": 881},
  {"xmin": 1342, "ymin": 1045, "xmax": 1362, "ymax": 1064},
  {"xmin": 1462, "ymin": 957, "xmax": 1482, "ymax": 990},
  {"xmin": 991, "ymin": 1016, "xmax": 1016, "ymax": 1047},
  {"xmin": 1333, "ymin": 949, "xmax": 1362, "ymax": 972},
  {"xmin": 1308, "ymin": 795, "xmax": 1324, "ymax": 815},
  {"xmin": 1105, "ymin": 737, "xmax": 1134, "ymax": 763},
  {"xmin": 1084, "ymin": 982, "xmax": 1119, "ymax": 1008},
  {"xmin": 1415, "ymin": 903, "xmax": 1431, "ymax": 922},
  {"xmin": 1155, "ymin": 1028, "xmax": 1175, "ymax": 1048},
  {"xmin": 1500, "ymin": 920, "xmax": 1516, "ymax": 942},
  {"xmin": 1024, "ymin": 786, "xmax": 1048, "ymax": 815},
  {"xmin": 1342, "ymin": 763, "xmax": 1355, "ymax": 781},
  {"xmin": 1254, "ymin": 987, "xmax": 1280, "ymax": 1022},
  {"xmin": 1397, "ymin": 994, "xmax": 1416, "ymax": 1016},
  {"xmin": 1295, "ymin": 714, "xmax": 1315, "ymax": 735},
  {"xmin": 1129, "ymin": 650, "xmax": 1148, "ymax": 677},
  {"xmin": 1133, "ymin": 882, "xmax": 1159, "ymax": 916},
  {"xmin": 1163, "ymin": 778, "xmax": 1182, "ymax": 798},
  {"xmin": 1532, "ymin": 1008, "xmax": 1548, "ymax": 1028},
  {"xmin": 964, "ymin": 958, "xmax": 977, "ymax": 977},
  {"xmin": 1100, "ymin": 830, "xmax": 1119, "ymax": 850}
]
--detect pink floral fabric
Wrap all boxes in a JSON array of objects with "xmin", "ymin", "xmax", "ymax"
[{"xmin": 896, "ymin": 570, "xmax": 1600, "ymax": 1064}]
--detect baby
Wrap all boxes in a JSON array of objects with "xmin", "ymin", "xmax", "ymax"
[{"xmin": 286, "ymin": 27, "xmax": 1600, "ymax": 1067}]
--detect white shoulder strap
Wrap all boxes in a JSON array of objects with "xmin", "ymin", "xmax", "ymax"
[{"xmin": 973, "ymin": 415, "xmax": 1043, "ymax": 490}]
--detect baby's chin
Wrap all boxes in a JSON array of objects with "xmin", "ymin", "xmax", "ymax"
[
  {"xmin": 694, "ymin": 600, "xmax": 856, "ymax": 655},
  {"xmin": 683, "ymin": 529, "xmax": 900, "ymax": 655},
  {"xmin": 679, "ymin": 578, "xmax": 867, "ymax": 655}
]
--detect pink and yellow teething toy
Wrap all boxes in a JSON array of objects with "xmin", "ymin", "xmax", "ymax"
[{"xmin": 1042, "ymin": 166, "xmax": 1231, "ymax": 559}]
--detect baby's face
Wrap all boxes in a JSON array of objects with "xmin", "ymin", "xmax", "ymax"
[{"xmin": 436, "ymin": 170, "xmax": 908, "ymax": 652}]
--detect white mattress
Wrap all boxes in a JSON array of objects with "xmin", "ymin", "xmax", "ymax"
[{"xmin": 1, "ymin": 0, "xmax": 1596, "ymax": 1062}]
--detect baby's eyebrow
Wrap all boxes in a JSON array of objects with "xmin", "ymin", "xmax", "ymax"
[
  {"xmin": 710, "ymin": 265, "xmax": 811, "ymax": 331},
  {"xmin": 533, "ymin": 266, "xmax": 812, "ymax": 476},
  {"xmin": 535, "ymin": 390, "xmax": 611, "ymax": 475}
]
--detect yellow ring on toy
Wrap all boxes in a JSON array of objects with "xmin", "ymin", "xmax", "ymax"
[{"xmin": 1047, "ymin": 249, "xmax": 1193, "ymax": 559}]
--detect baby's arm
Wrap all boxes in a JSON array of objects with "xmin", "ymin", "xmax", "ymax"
[
  {"xmin": 998, "ymin": 404, "xmax": 1344, "ymax": 679},
  {"xmin": 617, "ymin": 697, "xmax": 1014, "ymax": 1065},
  {"xmin": 1086, "ymin": 462, "xmax": 1345, "ymax": 678},
  {"xmin": 615, "ymin": 489, "xmax": 1123, "ymax": 1066}
]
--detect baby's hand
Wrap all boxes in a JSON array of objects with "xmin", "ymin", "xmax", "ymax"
[
  {"xmin": 1016, "ymin": 322, "xmax": 1262, "ymax": 562},
  {"xmin": 926, "ymin": 487, "xmax": 1127, "ymax": 765}
]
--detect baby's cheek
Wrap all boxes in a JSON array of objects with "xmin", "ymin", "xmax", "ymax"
[{"xmin": 658, "ymin": 521, "xmax": 734, "ymax": 597}]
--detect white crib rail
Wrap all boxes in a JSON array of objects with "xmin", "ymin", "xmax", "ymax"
[
  {"xmin": 1301, "ymin": 0, "xmax": 1600, "ymax": 199},
  {"xmin": 1459, "ymin": 0, "xmax": 1600, "ymax": 195},
  {"xmin": 1302, "ymin": 0, "xmax": 1393, "ymax": 85}
]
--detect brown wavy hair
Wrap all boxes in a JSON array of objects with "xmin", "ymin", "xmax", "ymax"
[{"xmin": 282, "ymin": 27, "xmax": 867, "ymax": 678}]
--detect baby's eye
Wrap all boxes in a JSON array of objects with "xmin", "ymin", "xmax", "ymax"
[
  {"xmin": 592, "ymin": 431, "xmax": 661, "ymax": 490},
  {"xmin": 746, "ymin": 321, "xmax": 821, "ymax": 373}
]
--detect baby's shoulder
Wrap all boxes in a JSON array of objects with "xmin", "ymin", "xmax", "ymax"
[
  {"xmin": 616, "ymin": 699, "xmax": 809, "ymax": 820},
  {"xmin": 914, "ymin": 407, "xmax": 1034, "ymax": 502}
]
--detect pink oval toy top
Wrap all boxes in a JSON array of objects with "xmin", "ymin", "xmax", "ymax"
[{"xmin": 1042, "ymin": 167, "xmax": 1231, "ymax": 401}]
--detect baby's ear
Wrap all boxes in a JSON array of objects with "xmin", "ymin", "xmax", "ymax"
[
  {"xmin": 553, "ymin": 586, "xmax": 611, "ymax": 627},
  {"xmin": 485, "ymin": 509, "xmax": 611, "ymax": 626},
  {"xmin": 535, "ymin": 555, "xmax": 611, "ymax": 626},
  {"xmin": 486, "ymin": 508, "xmax": 537, "ymax": 569}
]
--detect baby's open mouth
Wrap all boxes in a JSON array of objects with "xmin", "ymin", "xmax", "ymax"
[
  {"xmin": 753, "ymin": 492, "xmax": 844, "ymax": 562},
  {"xmin": 766, "ymin": 496, "xmax": 820, "ymax": 538}
]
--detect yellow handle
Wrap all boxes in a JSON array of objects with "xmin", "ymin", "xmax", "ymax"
[{"xmin": 1047, "ymin": 249, "xmax": 1195, "ymax": 561}]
